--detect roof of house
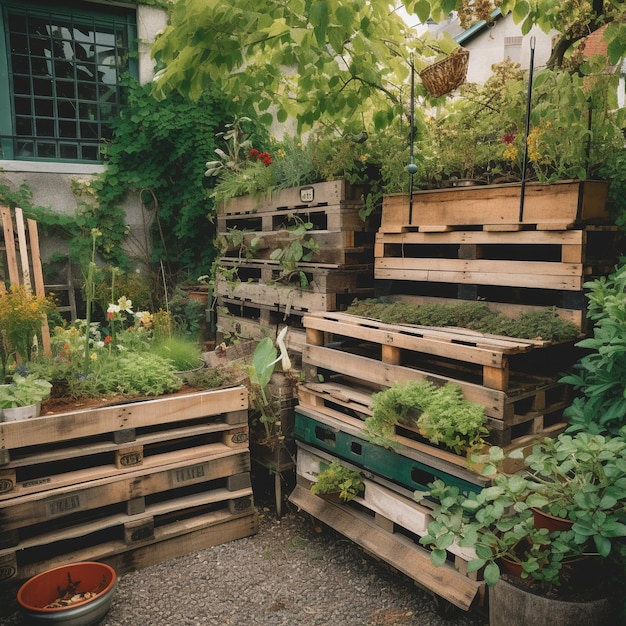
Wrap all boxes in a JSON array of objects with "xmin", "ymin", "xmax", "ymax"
[{"xmin": 454, "ymin": 9, "xmax": 503, "ymax": 45}]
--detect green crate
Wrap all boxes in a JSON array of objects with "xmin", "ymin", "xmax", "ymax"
[{"xmin": 294, "ymin": 409, "xmax": 485, "ymax": 495}]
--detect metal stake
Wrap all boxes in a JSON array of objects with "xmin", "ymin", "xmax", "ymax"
[{"xmin": 519, "ymin": 35, "xmax": 536, "ymax": 223}]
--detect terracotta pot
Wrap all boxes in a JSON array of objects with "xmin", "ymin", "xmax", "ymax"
[
  {"xmin": 531, "ymin": 507, "xmax": 574, "ymax": 532},
  {"xmin": 18, "ymin": 561, "xmax": 117, "ymax": 626}
]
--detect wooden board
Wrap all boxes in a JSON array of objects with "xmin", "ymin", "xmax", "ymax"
[
  {"xmin": 217, "ymin": 179, "xmax": 368, "ymax": 215},
  {"xmin": 0, "ymin": 387, "xmax": 248, "ymax": 456},
  {"xmin": 0, "ymin": 506, "xmax": 259, "ymax": 584},
  {"xmin": 288, "ymin": 484, "xmax": 484, "ymax": 611},
  {"xmin": 380, "ymin": 180, "xmax": 609, "ymax": 231}
]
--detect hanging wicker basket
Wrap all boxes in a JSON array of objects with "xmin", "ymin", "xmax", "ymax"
[{"xmin": 419, "ymin": 48, "xmax": 470, "ymax": 97}]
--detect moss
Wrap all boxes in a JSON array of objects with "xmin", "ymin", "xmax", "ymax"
[{"xmin": 346, "ymin": 299, "xmax": 580, "ymax": 342}]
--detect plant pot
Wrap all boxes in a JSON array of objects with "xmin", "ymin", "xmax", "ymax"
[
  {"xmin": 17, "ymin": 561, "xmax": 117, "ymax": 626},
  {"xmin": 531, "ymin": 507, "xmax": 574, "ymax": 532},
  {"xmin": 489, "ymin": 577, "xmax": 618, "ymax": 626},
  {"xmin": 3, "ymin": 402, "xmax": 41, "ymax": 422}
]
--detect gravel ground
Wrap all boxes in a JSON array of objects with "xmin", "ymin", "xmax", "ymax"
[{"xmin": 0, "ymin": 476, "xmax": 488, "ymax": 626}]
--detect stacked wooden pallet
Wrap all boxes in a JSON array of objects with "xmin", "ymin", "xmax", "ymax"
[
  {"xmin": 216, "ymin": 180, "xmax": 377, "ymax": 350},
  {"xmin": 0, "ymin": 387, "xmax": 258, "ymax": 585},
  {"xmin": 377, "ymin": 180, "xmax": 621, "ymax": 330},
  {"xmin": 288, "ymin": 180, "xmax": 623, "ymax": 610}
]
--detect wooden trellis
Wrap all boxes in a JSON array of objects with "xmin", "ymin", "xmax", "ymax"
[{"xmin": 0, "ymin": 205, "xmax": 51, "ymax": 355}]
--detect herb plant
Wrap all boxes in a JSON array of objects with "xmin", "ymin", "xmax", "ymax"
[
  {"xmin": 366, "ymin": 379, "xmax": 488, "ymax": 455},
  {"xmin": 310, "ymin": 460, "xmax": 365, "ymax": 502}
]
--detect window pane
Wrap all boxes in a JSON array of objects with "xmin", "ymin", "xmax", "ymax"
[
  {"xmin": 6, "ymin": 3, "xmax": 135, "ymax": 162},
  {"xmin": 36, "ymin": 117, "xmax": 55, "ymax": 137},
  {"xmin": 60, "ymin": 144, "xmax": 78, "ymax": 159},
  {"xmin": 36, "ymin": 142, "xmax": 57, "ymax": 158}
]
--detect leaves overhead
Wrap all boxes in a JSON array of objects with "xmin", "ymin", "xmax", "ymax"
[{"xmin": 151, "ymin": 0, "xmax": 422, "ymax": 132}]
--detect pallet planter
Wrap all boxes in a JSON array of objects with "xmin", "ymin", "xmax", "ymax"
[
  {"xmin": 380, "ymin": 179, "xmax": 610, "ymax": 233},
  {"xmin": 289, "ymin": 442, "xmax": 485, "ymax": 612},
  {"xmin": 293, "ymin": 406, "xmax": 491, "ymax": 494},
  {"xmin": 216, "ymin": 180, "xmax": 377, "ymax": 349},
  {"xmin": 301, "ymin": 312, "xmax": 571, "ymax": 446},
  {"xmin": 0, "ymin": 387, "xmax": 259, "ymax": 586}
]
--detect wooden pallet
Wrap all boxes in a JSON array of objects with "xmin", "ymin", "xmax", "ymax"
[
  {"xmin": 380, "ymin": 180, "xmax": 610, "ymax": 233},
  {"xmin": 0, "ymin": 451, "xmax": 252, "ymax": 544},
  {"xmin": 300, "ymin": 340, "xmax": 570, "ymax": 436},
  {"xmin": 303, "ymin": 311, "xmax": 579, "ymax": 392},
  {"xmin": 298, "ymin": 377, "xmax": 566, "ymax": 454},
  {"xmin": 217, "ymin": 179, "xmax": 369, "ymax": 216},
  {"xmin": 289, "ymin": 478, "xmax": 484, "ymax": 612},
  {"xmin": 217, "ymin": 311, "xmax": 308, "ymax": 354},
  {"xmin": 295, "ymin": 442, "xmax": 479, "ymax": 573},
  {"xmin": 0, "ymin": 386, "xmax": 258, "ymax": 585},
  {"xmin": 0, "ymin": 499, "xmax": 258, "ymax": 585},
  {"xmin": 216, "ymin": 261, "xmax": 373, "ymax": 314},
  {"xmin": 0, "ymin": 387, "xmax": 248, "ymax": 467},
  {"xmin": 218, "ymin": 228, "xmax": 374, "ymax": 266},
  {"xmin": 375, "ymin": 226, "xmax": 619, "ymax": 288}
]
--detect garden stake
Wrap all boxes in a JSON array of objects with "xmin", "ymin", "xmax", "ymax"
[
  {"xmin": 519, "ymin": 36, "xmax": 536, "ymax": 223},
  {"xmin": 407, "ymin": 56, "xmax": 418, "ymax": 224}
]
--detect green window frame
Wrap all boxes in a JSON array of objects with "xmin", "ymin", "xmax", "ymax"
[{"xmin": 0, "ymin": 0, "xmax": 137, "ymax": 163}]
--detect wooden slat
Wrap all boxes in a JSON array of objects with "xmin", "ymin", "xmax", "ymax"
[
  {"xmin": 1, "ymin": 206, "xmax": 19, "ymax": 285},
  {"xmin": 375, "ymin": 257, "xmax": 582, "ymax": 290},
  {"xmin": 288, "ymin": 484, "xmax": 484, "ymax": 611},
  {"xmin": 14, "ymin": 208, "xmax": 31, "ymax": 290},
  {"xmin": 0, "ymin": 387, "xmax": 248, "ymax": 451}
]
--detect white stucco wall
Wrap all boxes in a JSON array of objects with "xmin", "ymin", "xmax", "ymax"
[{"xmin": 461, "ymin": 16, "xmax": 555, "ymax": 84}]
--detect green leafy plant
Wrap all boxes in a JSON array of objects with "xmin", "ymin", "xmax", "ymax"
[
  {"xmin": 561, "ymin": 265, "xmax": 626, "ymax": 435},
  {"xmin": 417, "ymin": 474, "xmax": 590, "ymax": 590},
  {"xmin": 0, "ymin": 284, "xmax": 54, "ymax": 381},
  {"xmin": 419, "ymin": 431, "xmax": 626, "ymax": 591},
  {"xmin": 247, "ymin": 336, "xmax": 284, "ymax": 441},
  {"xmin": 0, "ymin": 375, "xmax": 52, "ymax": 408},
  {"xmin": 366, "ymin": 379, "xmax": 488, "ymax": 455},
  {"xmin": 310, "ymin": 459, "xmax": 365, "ymax": 502},
  {"xmin": 269, "ymin": 216, "xmax": 320, "ymax": 287},
  {"xmin": 520, "ymin": 432, "xmax": 626, "ymax": 558}
]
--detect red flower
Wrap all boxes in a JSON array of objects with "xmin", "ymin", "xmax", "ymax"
[
  {"xmin": 501, "ymin": 133, "xmax": 516, "ymax": 144},
  {"xmin": 249, "ymin": 148, "xmax": 259, "ymax": 158},
  {"xmin": 107, "ymin": 311, "xmax": 114, "ymax": 319},
  {"xmin": 262, "ymin": 156, "xmax": 272, "ymax": 166},
  {"xmin": 104, "ymin": 335, "xmax": 112, "ymax": 344}
]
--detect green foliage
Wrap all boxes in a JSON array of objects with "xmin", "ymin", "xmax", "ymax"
[
  {"xmin": 420, "ymin": 430, "xmax": 626, "ymax": 591},
  {"xmin": 408, "ymin": 0, "xmax": 626, "ymax": 67},
  {"xmin": 561, "ymin": 265, "xmax": 626, "ymax": 435},
  {"xmin": 367, "ymin": 380, "xmax": 488, "ymax": 455},
  {"xmin": 268, "ymin": 216, "xmax": 320, "ymax": 287},
  {"xmin": 310, "ymin": 460, "xmax": 365, "ymax": 502},
  {"xmin": 346, "ymin": 299, "xmax": 581, "ymax": 342},
  {"xmin": 0, "ymin": 375, "xmax": 52, "ymax": 408},
  {"xmin": 151, "ymin": 0, "xmax": 428, "ymax": 132},
  {"xmin": 101, "ymin": 81, "xmax": 232, "ymax": 278},
  {"xmin": 150, "ymin": 335, "xmax": 203, "ymax": 371}
]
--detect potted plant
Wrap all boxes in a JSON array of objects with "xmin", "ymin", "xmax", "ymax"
[
  {"xmin": 417, "ymin": 432, "xmax": 626, "ymax": 624},
  {"xmin": 365, "ymin": 379, "xmax": 488, "ymax": 458},
  {"xmin": 0, "ymin": 374, "xmax": 52, "ymax": 420},
  {"xmin": 310, "ymin": 459, "xmax": 365, "ymax": 503}
]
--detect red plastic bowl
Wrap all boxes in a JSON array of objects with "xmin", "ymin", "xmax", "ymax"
[{"xmin": 17, "ymin": 562, "xmax": 116, "ymax": 625}]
